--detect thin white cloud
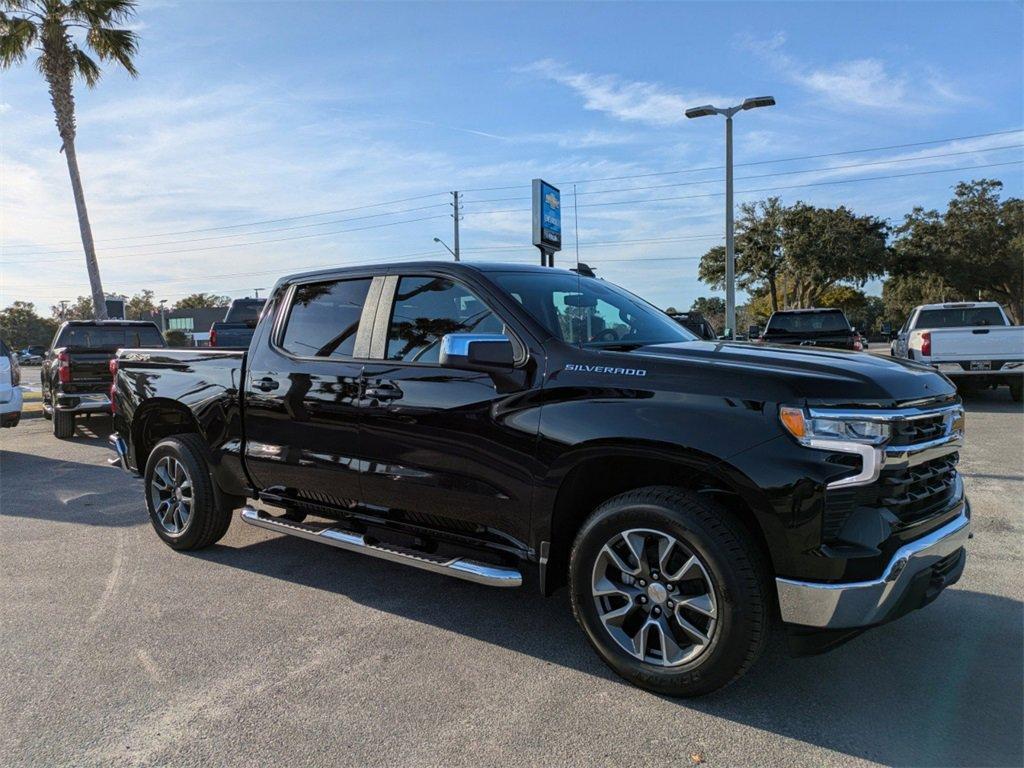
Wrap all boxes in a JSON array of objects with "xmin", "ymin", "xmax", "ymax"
[
  {"xmin": 519, "ymin": 60, "xmax": 724, "ymax": 127},
  {"xmin": 742, "ymin": 32, "xmax": 966, "ymax": 113}
]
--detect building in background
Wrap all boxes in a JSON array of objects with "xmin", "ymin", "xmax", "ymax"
[{"xmin": 141, "ymin": 307, "xmax": 226, "ymax": 346}]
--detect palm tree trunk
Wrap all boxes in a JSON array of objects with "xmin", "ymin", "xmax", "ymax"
[
  {"xmin": 43, "ymin": 40, "xmax": 107, "ymax": 320},
  {"xmin": 62, "ymin": 138, "xmax": 107, "ymax": 319}
]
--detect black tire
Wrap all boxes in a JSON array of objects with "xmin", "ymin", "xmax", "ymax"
[
  {"xmin": 52, "ymin": 409, "xmax": 75, "ymax": 438},
  {"xmin": 569, "ymin": 486, "xmax": 770, "ymax": 697},
  {"xmin": 144, "ymin": 434, "xmax": 233, "ymax": 550},
  {"xmin": 1010, "ymin": 382, "xmax": 1022, "ymax": 402}
]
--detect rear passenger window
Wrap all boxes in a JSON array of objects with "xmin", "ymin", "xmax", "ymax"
[
  {"xmin": 281, "ymin": 278, "xmax": 372, "ymax": 358},
  {"xmin": 386, "ymin": 276, "xmax": 506, "ymax": 364}
]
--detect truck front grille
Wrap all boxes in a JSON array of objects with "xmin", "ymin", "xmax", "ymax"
[
  {"xmin": 822, "ymin": 453, "xmax": 961, "ymax": 543},
  {"xmin": 891, "ymin": 413, "xmax": 949, "ymax": 445}
]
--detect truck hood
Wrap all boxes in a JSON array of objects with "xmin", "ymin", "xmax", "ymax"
[{"xmin": 631, "ymin": 340, "xmax": 955, "ymax": 404}]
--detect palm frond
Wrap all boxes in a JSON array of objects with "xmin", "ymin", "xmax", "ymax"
[
  {"xmin": 67, "ymin": 0, "xmax": 137, "ymax": 25},
  {"xmin": 71, "ymin": 43, "xmax": 100, "ymax": 85},
  {"xmin": 85, "ymin": 24, "xmax": 137, "ymax": 76},
  {"xmin": 0, "ymin": 14, "xmax": 37, "ymax": 68}
]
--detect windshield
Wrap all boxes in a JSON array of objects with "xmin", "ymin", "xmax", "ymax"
[
  {"xmin": 225, "ymin": 300, "xmax": 265, "ymax": 324},
  {"xmin": 766, "ymin": 310, "xmax": 850, "ymax": 334},
  {"xmin": 56, "ymin": 325, "xmax": 165, "ymax": 349},
  {"xmin": 489, "ymin": 271, "xmax": 697, "ymax": 347},
  {"xmin": 917, "ymin": 307, "xmax": 1006, "ymax": 328}
]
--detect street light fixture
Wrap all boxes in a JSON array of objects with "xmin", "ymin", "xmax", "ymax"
[
  {"xmin": 685, "ymin": 95, "xmax": 775, "ymax": 339},
  {"xmin": 433, "ymin": 236, "xmax": 459, "ymax": 261}
]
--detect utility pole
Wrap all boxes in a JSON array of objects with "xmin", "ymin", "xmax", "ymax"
[
  {"xmin": 58, "ymin": 300, "xmax": 68, "ymax": 321},
  {"xmin": 451, "ymin": 191, "xmax": 461, "ymax": 261},
  {"xmin": 158, "ymin": 299, "xmax": 167, "ymax": 333},
  {"xmin": 253, "ymin": 288, "xmax": 265, "ymax": 298}
]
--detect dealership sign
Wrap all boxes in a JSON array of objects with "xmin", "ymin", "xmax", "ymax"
[{"xmin": 532, "ymin": 179, "xmax": 561, "ymax": 253}]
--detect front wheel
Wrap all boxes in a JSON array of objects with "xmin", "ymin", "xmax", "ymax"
[
  {"xmin": 569, "ymin": 486, "xmax": 770, "ymax": 697},
  {"xmin": 145, "ymin": 434, "xmax": 233, "ymax": 550},
  {"xmin": 1010, "ymin": 381, "xmax": 1022, "ymax": 402}
]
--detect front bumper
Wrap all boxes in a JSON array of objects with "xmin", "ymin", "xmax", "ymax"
[{"xmin": 776, "ymin": 500, "xmax": 970, "ymax": 629}]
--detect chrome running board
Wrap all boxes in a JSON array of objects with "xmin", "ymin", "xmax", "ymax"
[{"xmin": 240, "ymin": 506, "xmax": 522, "ymax": 588}]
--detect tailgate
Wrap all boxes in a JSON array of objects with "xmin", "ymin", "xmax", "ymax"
[
  {"xmin": 930, "ymin": 327, "xmax": 1024, "ymax": 362},
  {"xmin": 66, "ymin": 351, "xmax": 114, "ymax": 391}
]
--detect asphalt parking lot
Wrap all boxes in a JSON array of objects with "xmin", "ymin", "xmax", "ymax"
[{"xmin": 1, "ymin": 390, "xmax": 1021, "ymax": 768}]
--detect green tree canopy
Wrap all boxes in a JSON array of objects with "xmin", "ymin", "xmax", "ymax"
[
  {"xmin": 125, "ymin": 289, "xmax": 157, "ymax": 319},
  {"xmin": 52, "ymin": 295, "xmax": 94, "ymax": 320},
  {"xmin": 890, "ymin": 179, "xmax": 1023, "ymax": 323},
  {"xmin": 0, "ymin": 301, "xmax": 59, "ymax": 349},
  {"xmin": 174, "ymin": 293, "xmax": 231, "ymax": 310},
  {"xmin": 698, "ymin": 199, "xmax": 888, "ymax": 310}
]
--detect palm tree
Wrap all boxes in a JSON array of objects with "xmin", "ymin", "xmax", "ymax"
[{"xmin": 1, "ymin": 1, "xmax": 139, "ymax": 320}]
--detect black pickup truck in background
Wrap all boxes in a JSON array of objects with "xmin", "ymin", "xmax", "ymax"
[
  {"xmin": 110, "ymin": 262, "xmax": 970, "ymax": 696},
  {"xmin": 758, "ymin": 307, "xmax": 863, "ymax": 350},
  {"xmin": 42, "ymin": 320, "xmax": 165, "ymax": 438},
  {"xmin": 208, "ymin": 298, "xmax": 265, "ymax": 349}
]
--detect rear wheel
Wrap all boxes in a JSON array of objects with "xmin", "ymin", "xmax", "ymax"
[
  {"xmin": 145, "ymin": 434, "xmax": 233, "ymax": 550},
  {"xmin": 52, "ymin": 408, "xmax": 75, "ymax": 438},
  {"xmin": 569, "ymin": 486, "xmax": 770, "ymax": 697}
]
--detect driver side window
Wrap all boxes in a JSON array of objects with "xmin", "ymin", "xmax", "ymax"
[{"xmin": 385, "ymin": 276, "xmax": 507, "ymax": 364}]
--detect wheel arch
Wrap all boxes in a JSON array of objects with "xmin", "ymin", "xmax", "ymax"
[
  {"xmin": 538, "ymin": 443, "xmax": 776, "ymax": 596},
  {"xmin": 130, "ymin": 398, "xmax": 203, "ymax": 471}
]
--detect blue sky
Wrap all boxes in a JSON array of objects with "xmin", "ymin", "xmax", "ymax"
[{"xmin": 2, "ymin": 1, "xmax": 1022, "ymax": 314}]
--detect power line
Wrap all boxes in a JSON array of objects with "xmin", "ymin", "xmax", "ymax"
[
  {"xmin": 8, "ymin": 191, "xmax": 452, "ymax": 251},
  {"xmin": 460, "ymin": 160, "xmax": 1024, "ymax": 216},
  {"xmin": 2, "ymin": 201, "xmax": 453, "ymax": 258},
  {"xmin": 458, "ymin": 127, "xmax": 1024, "ymax": 192},
  {"xmin": 28, "ymin": 234, "xmax": 728, "ymax": 292},
  {"xmin": 462, "ymin": 143, "xmax": 1024, "ymax": 204}
]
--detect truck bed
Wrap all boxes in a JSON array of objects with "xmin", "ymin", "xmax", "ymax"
[{"xmin": 926, "ymin": 325, "xmax": 1024, "ymax": 363}]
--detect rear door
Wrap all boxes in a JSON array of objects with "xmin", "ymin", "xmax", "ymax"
[
  {"xmin": 357, "ymin": 272, "xmax": 539, "ymax": 544},
  {"xmin": 242, "ymin": 274, "xmax": 380, "ymax": 507}
]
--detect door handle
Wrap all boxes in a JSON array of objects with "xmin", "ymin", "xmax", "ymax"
[
  {"xmin": 364, "ymin": 383, "xmax": 402, "ymax": 401},
  {"xmin": 252, "ymin": 377, "xmax": 279, "ymax": 392}
]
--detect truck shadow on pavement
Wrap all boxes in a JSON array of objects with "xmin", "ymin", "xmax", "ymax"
[
  {"xmin": 0, "ymin": 448, "xmax": 145, "ymax": 529},
  {"xmin": 197, "ymin": 535, "xmax": 1023, "ymax": 768}
]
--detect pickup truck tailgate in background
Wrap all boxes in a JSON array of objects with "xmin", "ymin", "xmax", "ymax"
[{"xmin": 929, "ymin": 326, "xmax": 1024, "ymax": 362}]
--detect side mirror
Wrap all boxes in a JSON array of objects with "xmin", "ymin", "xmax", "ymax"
[{"xmin": 439, "ymin": 333, "xmax": 516, "ymax": 372}]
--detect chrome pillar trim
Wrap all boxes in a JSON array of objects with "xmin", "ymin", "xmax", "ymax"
[
  {"xmin": 240, "ymin": 506, "xmax": 522, "ymax": 588},
  {"xmin": 808, "ymin": 439, "xmax": 884, "ymax": 489},
  {"xmin": 776, "ymin": 505, "xmax": 971, "ymax": 629}
]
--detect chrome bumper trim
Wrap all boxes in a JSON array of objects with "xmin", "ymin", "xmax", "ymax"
[
  {"xmin": 107, "ymin": 433, "xmax": 131, "ymax": 471},
  {"xmin": 240, "ymin": 506, "xmax": 522, "ymax": 588},
  {"xmin": 776, "ymin": 504, "xmax": 971, "ymax": 628},
  {"xmin": 56, "ymin": 392, "xmax": 112, "ymax": 413}
]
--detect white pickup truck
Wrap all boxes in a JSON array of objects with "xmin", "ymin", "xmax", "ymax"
[{"xmin": 892, "ymin": 301, "xmax": 1024, "ymax": 401}]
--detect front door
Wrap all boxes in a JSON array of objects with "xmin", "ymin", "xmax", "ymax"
[
  {"xmin": 243, "ymin": 275, "xmax": 378, "ymax": 508},
  {"xmin": 358, "ymin": 274, "xmax": 539, "ymax": 545}
]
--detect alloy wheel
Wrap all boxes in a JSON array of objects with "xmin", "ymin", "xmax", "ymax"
[
  {"xmin": 150, "ymin": 456, "xmax": 194, "ymax": 534},
  {"xmin": 591, "ymin": 528, "xmax": 718, "ymax": 667}
]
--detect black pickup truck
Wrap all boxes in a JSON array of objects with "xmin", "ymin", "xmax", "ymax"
[
  {"xmin": 42, "ymin": 320, "xmax": 165, "ymax": 438},
  {"xmin": 759, "ymin": 307, "xmax": 863, "ymax": 350},
  {"xmin": 110, "ymin": 262, "xmax": 970, "ymax": 696},
  {"xmin": 209, "ymin": 298, "xmax": 266, "ymax": 349}
]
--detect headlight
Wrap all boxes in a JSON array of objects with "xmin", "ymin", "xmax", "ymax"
[{"xmin": 779, "ymin": 406, "xmax": 890, "ymax": 446}]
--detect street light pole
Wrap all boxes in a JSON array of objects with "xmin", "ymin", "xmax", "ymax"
[
  {"xmin": 724, "ymin": 113, "xmax": 735, "ymax": 341},
  {"xmin": 685, "ymin": 96, "xmax": 775, "ymax": 339},
  {"xmin": 433, "ymin": 237, "xmax": 458, "ymax": 261}
]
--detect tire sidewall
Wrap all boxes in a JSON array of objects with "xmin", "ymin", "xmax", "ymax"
[
  {"xmin": 570, "ymin": 493, "xmax": 762, "ymax": 696},
  {"xmin": 144, "ymin": 438, "xmax": 213, "ymax": 550}
]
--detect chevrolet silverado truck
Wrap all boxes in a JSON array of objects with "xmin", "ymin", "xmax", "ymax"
[
  {"xmin": 209, "ymin": 298, "xmax": 266, "ymax": 349},
  {"xmin": 758, "ymin": 308, "xmax": 862, "ymax": 350},
  {"xmin": 892, "ymin": 301, "xmax": 1024, "ymax": 401},
  {"xmin": 109, "ymin": 262, "xmax": 971, "ymax": 696},
  {"xmin": 42, "ymin": 320, "xmax": 165, "ymax": 438}
]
